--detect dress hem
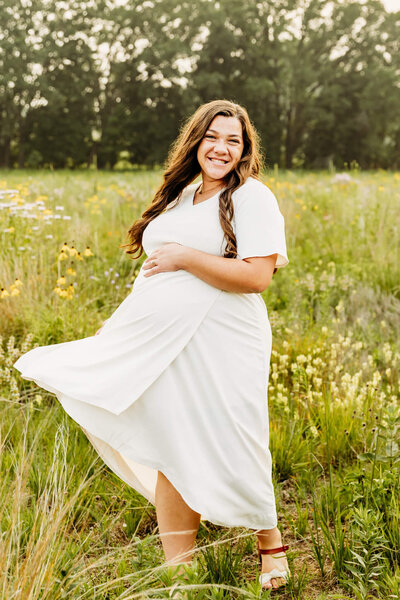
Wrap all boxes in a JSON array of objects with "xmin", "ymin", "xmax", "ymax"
[{"xmin": 79, "ymin": 421, "xmax": 278, "ymax": 531}]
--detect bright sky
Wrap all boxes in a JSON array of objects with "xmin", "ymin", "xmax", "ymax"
[{"xmin": 382, "ymin": 0, "xmax": 400, "ymax": 10}]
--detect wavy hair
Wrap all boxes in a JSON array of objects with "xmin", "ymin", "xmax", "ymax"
[{"xmin": 120, "ymin": 99, "xmax": 263, "ymax": 259}]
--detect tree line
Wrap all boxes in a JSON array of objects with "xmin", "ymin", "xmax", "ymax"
[{"xmin": 0, "ymin": 0, "xmax": 399, "ymax": 170}]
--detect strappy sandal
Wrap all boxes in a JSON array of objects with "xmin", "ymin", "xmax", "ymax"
[{"xmin": 258, "ymin": 542, "xmax": 290, "ymax": 592}]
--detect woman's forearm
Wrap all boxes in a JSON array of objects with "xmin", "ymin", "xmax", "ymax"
[{"xmin": 181, "ymin": 247, "xmax": 260, "ymax": 293}]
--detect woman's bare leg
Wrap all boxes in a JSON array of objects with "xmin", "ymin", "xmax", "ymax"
[{"xmin": 155, "ymin": 471, "xmax": 201, "ymax": 573}]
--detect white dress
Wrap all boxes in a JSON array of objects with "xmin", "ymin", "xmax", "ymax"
[{"xmin": 13, "ymin": 176, "xmax": 288, "ymax": 530}]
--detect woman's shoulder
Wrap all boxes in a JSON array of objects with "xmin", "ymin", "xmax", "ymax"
[{"xmin": 232, "ymin": 176, "xmax": 277, "ymax": 204}]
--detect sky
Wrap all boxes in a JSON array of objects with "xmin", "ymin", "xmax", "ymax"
[{"xmin": 382, "ymin": 0, "xmax": 400, "ymax": 10}]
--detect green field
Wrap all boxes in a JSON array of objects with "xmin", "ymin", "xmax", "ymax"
[{"xmin": 1, "ymin": 169, "xmax": 399, "ymax": 599}]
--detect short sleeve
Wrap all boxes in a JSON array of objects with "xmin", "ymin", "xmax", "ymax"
[{"xmin": 233, "ymin": 180, "xmax": 289, "ymax": 268}]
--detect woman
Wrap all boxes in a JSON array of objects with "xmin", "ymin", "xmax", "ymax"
[{"xmin": 13, "ymin": 99, "xmax": 290, "ymax": 592}]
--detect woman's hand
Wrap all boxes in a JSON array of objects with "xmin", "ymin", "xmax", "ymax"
[{"xmin": 142, "ymin": 242, "xmax": 189, "ymax": 277}]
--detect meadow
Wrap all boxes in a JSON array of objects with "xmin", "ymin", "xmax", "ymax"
[{"xmin": 0, "ymin": 168, "xmax": 399, "ymax": 599}]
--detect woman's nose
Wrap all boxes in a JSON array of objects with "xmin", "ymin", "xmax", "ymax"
[{"xmin": 214, "ymin": 138, "xmax": 228, "ymax": 153}]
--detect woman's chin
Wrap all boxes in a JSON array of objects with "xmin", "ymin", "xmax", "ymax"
[{"xmin": 203, "ymin": 168, "xmax": 230, "ymax": 181}]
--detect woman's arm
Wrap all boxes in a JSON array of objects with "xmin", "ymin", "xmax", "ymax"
[
  {"xmin": 142, "ymin": 242, "xmax": 277, "ymax": 293},
  {"xmin": 181, "ymin": 248, "xmax": 277, "ymax": 294}
]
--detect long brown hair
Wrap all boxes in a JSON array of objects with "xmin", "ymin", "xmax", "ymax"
[{"xmin": 120, "ymin": 99, "xmax": 263, "ymax": 259}]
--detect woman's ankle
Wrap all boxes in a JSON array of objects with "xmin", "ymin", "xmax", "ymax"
[{"xmin": 256, "ymin": 526, "xmax": 283, "ymax": 548}]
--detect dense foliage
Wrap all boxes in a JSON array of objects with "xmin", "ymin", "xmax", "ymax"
[{"xmin": 0, "ymin": 0, "xmax": 399, "ymax": 170}]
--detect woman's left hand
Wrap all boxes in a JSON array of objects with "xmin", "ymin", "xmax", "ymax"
[{"xmin": 142, "ymin": 242, "xmax": 189, "ymax": 277}]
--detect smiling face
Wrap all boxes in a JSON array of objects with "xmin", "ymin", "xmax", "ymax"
[{"xmin": 196, "ymin": 115, "xmax": 244, "ymax": 186}]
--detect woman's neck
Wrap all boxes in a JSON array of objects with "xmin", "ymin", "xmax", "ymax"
[{"xmin": 198, "ymin": 179, "xmax": 225, "ymax": 195}]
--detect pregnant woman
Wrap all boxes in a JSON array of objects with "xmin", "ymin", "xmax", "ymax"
[{"xmin": 13, "ymin": 99, "xmax": 290, "ymax": 592}]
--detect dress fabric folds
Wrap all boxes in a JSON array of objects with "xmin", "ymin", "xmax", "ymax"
[{"xmin": 13, "ymin": 176, "xmax": 289, "ymax": 529}]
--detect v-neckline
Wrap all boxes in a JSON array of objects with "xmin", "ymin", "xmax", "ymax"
[{"xmin": 191, "ymin": 185, "xmax": 225, "ymax": 207}]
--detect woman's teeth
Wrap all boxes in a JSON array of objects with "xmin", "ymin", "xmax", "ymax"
[{"xmin": 208, "ymin": 158, "xmax": 227, "ymax": 164}]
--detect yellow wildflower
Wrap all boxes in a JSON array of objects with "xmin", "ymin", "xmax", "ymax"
[
  {"xmin": 66, "ymin": 267, "xmax": 76, "ymax": 276},
  {"xmin": 57, "ymin": 276, "xmax": 66, "ymax": 286},
  {"xmin": 14, "ymin": 278, "xmax": 23, "ymax": 287},
  {"xmin": 10, "ymin": 287, "xmax": 20, "ymax": 296},
  {"xmin": 58, "ymin": 250, "xmax": 68, "ymax": 261},
  {"xmin": 83, "ymin": 246, "xmax": 94, "ymax": 257},
  {"xmin": 61, "ymin": 242, "xmax": 70, "ymax": 252},
  {"xmin": 68, "ymin": 246, "xmax": 78, "ymax": 257},
  {"xmin": 1, "ymin": 288, "xmax": 9, "ymax": 298},
  {"xmin": 75, "ymin": 252, "xmax": 83, "ymax": 261},
  {"xmin": 53, "ymin": 287, "xmax": 62, "ymax": 295}
]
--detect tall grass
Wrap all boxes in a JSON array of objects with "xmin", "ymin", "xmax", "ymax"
[{"xmin": 1, "ymin": 168, "xmax": 399, "ymax": 598}]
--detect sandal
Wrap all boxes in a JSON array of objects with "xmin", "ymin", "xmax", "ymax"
[{"xmin": 258, "ymin": 542, "xmax": 290, "ymax": 592}]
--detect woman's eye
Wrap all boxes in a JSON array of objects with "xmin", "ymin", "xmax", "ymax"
[
  {"xmin": 229, "ymin": 139, "xmax": 240, "ymax": 144},
  {"xmin": 205, "ymin": 134, "xmax": 215, "ymax": 139}
]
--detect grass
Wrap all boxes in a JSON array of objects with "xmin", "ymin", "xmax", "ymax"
[{"xmin": 0, "ymin": 166, "xmax": 399, "ymax": 598}]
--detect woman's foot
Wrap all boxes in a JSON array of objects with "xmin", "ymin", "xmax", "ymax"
[{"xmin": 256, "ymin": 527, "xmax": 290, "ymax": 591}]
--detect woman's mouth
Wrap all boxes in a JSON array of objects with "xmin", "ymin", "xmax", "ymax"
[{"xmin": 207, "ymin": 157, "xmax": 229, "ymax": 165}]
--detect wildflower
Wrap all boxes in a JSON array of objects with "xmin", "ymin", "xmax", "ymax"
[
  {"xmin": 61, "ymin": 242, "xmax": 70, "ymax": 252},
  {"xmin": 1, "ymin": 288, "xmax": 9, "ymax": 298},
  {"xmin": 68, "ymin": 245, "xmax": 78, "ymax": 257},
  {"xmin": 35, "ymin": 394, "xmax": 42, "ymax": 405},
  {"xmin": 58, "ymin": 250, "xmax": 68, "ymax": 261},
  {"xmin": 57, "ymin": 276, "xmax": 66, "ymax": 286},
  {"xmin": 296, "ymin": 354, "xmax": 307, "ymax": 364},
  {"xmin": 66, "ymin": 267, "xmax": 76, "ymax": 276},
  {"xmin": 75, "ymin": 252, "xmax": 83, "ymax": 261},
  {"xmin": 53, "ymin": 286, "xmax": 62, "ymax": 295},
  {"xmin": 10, "ymin": 288, "xmax": 20, "ymax": 296},
  {"xmin": 83, "ymin": 246, "xmax": 94, "ymax": 257}
]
